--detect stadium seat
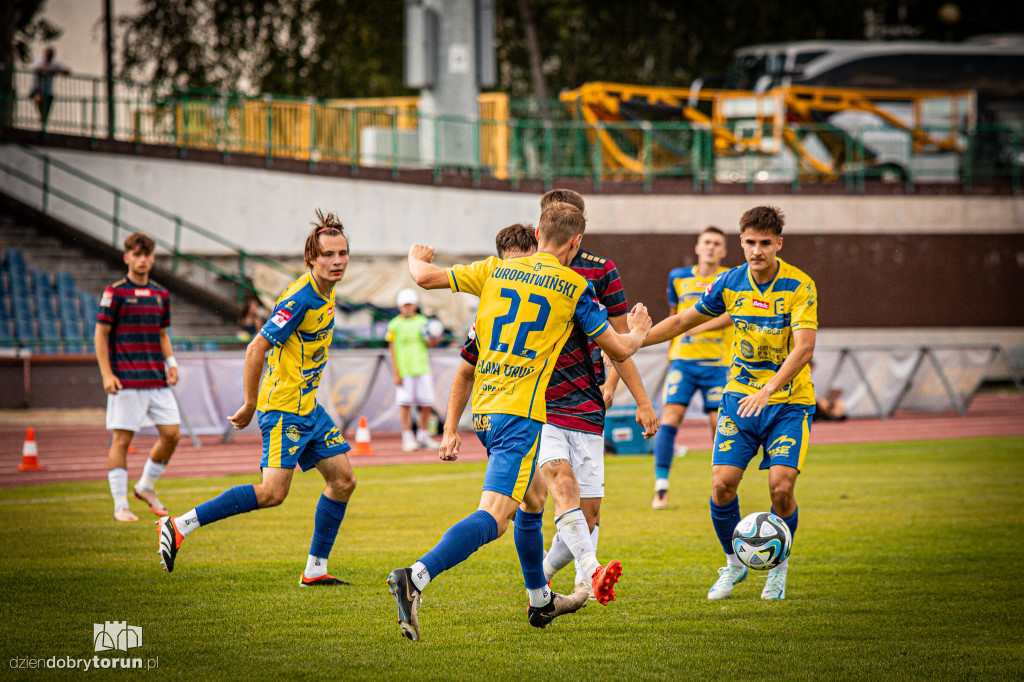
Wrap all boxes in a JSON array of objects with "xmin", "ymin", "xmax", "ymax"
[
  {"xmin": 15, "ymin": 315, "xmax": 36, "ymax": 343},
  {"xmin": 39, "ymin": 317, "xmax": 60, "ymax": 354},
  {"xmin": 5, "ymin": 249, "xmax": 26, "ymax": 274},
  {"xmin": 55, "ymin": 270, "xmax": 75, "ymax": 297}
]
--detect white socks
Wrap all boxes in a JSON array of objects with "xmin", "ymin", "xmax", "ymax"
[
  {"xmin": 772, "ymin": 558, "xmax": 789, "ymax": 573},
  {"xmin": 410, "ymin": 561, "xmax": 431, "ymax": 591},
  {"xmin": 574, "ymin": 525, "xmax": 599, "ymax": 585},
  {"xmin": 108, "ymin": 468, "xmax": 128, "ymax": 509},
  {"xmin": 305, "ymin": 555, "xmax": 327, "ymax": 579},
  {"xmin": 655, "ymin": 477, "xmax": 669, "ymax": 493},
  {"xmin": 726, "ymin": 552, "xmax": 745, "ymax": 568},
  {"xmin": 136, "ymin": 458, "xmax": 167, "ymax": 491},
  {"xmin": 545, "ymin": 520, "xmax": 601, "ymax": 582},
  {"xmin": 527, "ymin": 585, "xmax": 552, "ymax": 608},
  {"xmin": 174, "ymin": 509, "xmax": 200, "ymax": 537},
  {"xmin": 553, "ymin": 508, "xmax": 599, "ymax": 582}
]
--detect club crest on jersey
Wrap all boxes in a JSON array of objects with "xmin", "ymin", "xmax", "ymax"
[
  {"xmin": 100, "ymin": 293, "xmax": 113, "ymax": 307},
  {"xmin": 717, "ymin": 415, "xmax": 738, "ymax": 436},
  {"xmin": 270, "ymin": 309, "xmax": 293, "ymax": 328},
  {"xmin": 285, "ymin": 425, "xmax": 301, "ymax": 442},
  {"xmin": 134, "ymin": 289, "xmax": 151, "ymax": 297},
  {"xmin": 312, "ymin": 347, "xmax": 326, "ymax": 363},
  {"xmin": 753, "ymin": 299, "xmax": 769, "ymax": 310},
  {"xmin": 740, "ymin": 340, "xmax": 755, "ymax": 359}
]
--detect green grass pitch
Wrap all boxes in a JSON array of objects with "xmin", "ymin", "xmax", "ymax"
[{"xmin": 2, "ymin": 437, "xmax": 1023, "ymax": 680}]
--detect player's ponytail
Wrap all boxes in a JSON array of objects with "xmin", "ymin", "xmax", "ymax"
[{"xmin": 304, "ymin": 209, "xmax": 347, "ymax": 267}]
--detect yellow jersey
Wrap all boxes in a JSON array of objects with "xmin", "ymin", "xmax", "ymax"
[
  {"xmin": 666, "ymin": 264, "xmax": 732, "ymax": 365},
  {"xmin": 694, "ymin": 258, "xmax": 817, "ymax": 405},
  {"xmin": 447, "ymin": 252, "xmax": 610, "ymax": 422},
  {"xmin": 257, "ymin": 271, "xmax": 335, "ymax": 416}
]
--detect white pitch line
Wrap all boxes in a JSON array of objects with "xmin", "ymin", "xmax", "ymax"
[{"xmin": 0, "ymin": 471, "xmax": 482, "ymax": 506}]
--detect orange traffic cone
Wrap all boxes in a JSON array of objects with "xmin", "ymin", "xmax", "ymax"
[
  {"xmin": 16, "ymin": 427, "xmax": 45, "ymax": 471},
  {"xmin": 351, "ymin": 416, "xmax": 374, "ymax": 456}
]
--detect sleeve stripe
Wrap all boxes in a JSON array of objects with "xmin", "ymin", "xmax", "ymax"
[
  {"xmin": 586, "ymin": 320, "xmax": 609, "ymax": 338},
  {"xmin": 447, "ymin": 269, "xmax": 460, "ymax": 292}
]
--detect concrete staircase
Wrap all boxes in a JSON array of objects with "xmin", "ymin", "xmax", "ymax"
[{"xmin": 0, "ymin": 211, "xmax": 239, "ymax": 340}]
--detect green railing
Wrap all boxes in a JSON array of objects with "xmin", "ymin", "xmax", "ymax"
[
  {"xmin": 2, "ymin": 68, "xmax": 1022, "ymax": 191},
  {"xmin": 0, "ymin": 140, "xmax": 301, "ymax": 305}
]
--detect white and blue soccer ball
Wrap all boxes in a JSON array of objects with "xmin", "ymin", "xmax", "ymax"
[
  {"xmin": 421, "ymin": 318, "xmax": 445, "ymax": 341},
  {"xmin": 732, "ymin": 511, "xmax": 792, "ymax": 570}
]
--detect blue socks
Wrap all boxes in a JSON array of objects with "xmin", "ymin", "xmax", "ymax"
[
  {"xmin": 653, "ymin": 423, "xmax": 677, "ymax": 480},
  {"xmin": 710, "ymin": 496, "xmax": 741, "ymax": 555},
  {"xmin": 772, "ymin": 505, "xmax": 799, "ymax": 539},
  {"xmin": 513, "ymin": 509, "xmax": 547, "ymax": 590},
  {"xmin": 195, "ymin": 485, "xmax": 259, "ymax": 526},
  {"xmin": 419, "ymin": 510, "xmax": 499, "ymax": 581},
  {"xmin": 309, "ymin": 494, "xmax": 348, "ymax": 558}
]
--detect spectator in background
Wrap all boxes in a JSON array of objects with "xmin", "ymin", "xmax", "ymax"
[
  {"xmin": 237, "ymin": 297, "xmax": 266, "ymax": 340},
  {"xmin": 30, "ymin": 47, "xmax": 70, "ymax": 126},
  {"xmin": 387, "ymin": 288, "xmax": 441, "ymax": 452}
]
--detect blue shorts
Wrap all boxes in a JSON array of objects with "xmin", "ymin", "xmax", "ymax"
[
  {"xmin": 258, "ymin": 404, "xmax": 351, "ymax": 471},
  {"xmin": 664, "ymin": 359, "xmax": 727, "ymax": 411},
  {"xmin": 711, "ymin": 393, "xmax": 814, "ymax": 471},
  {"xmin": 474, "ymin": 413, "xmax": 541, "ymax": 503}
]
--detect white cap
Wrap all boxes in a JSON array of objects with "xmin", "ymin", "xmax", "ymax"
[{"xmin": 396, "ymin": 288, "xmax": 419, "ymax": 307}]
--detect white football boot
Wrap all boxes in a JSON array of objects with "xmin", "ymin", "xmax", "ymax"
[
  {"xmin": 707, "ymin": 565, "xmax": 748, "ymax": 600},
  {"xmin": 761, "ymin": 569, "xmax": 787, "ymax": 600}
]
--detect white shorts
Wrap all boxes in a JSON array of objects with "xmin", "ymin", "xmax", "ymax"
[
  {"xmin": 395, "ymin": 373, "xmax": 435, "ymax": 407},
  {"xmin": 538, "ymin": 424, "xmax": 605, "ymax": 498},
  {"xmin": 106, "ymin": 388, "xmax": 181, "ymax": 432}
]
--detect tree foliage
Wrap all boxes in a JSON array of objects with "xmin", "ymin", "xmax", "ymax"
[
  {"xmin": 116, "ymin": 0, "xmax": 1024, "ymax": 98},
  {"xmin": 118, "ymin": 0, "xmax": 409, "ymax": 97}
]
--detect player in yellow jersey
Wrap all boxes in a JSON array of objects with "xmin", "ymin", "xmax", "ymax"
[
  {"xmin": 643, "ymin": 206, "xmax": 817, "ymax": 601},
  {"xmin": 158, "ymin": 210, "xmax": 357, "ymax": 588},
  {"xmin": 387, "ymin": 202, "xmax": 652, "ymax": 642},
  {"xmin": 651, "ymin": 226, "xmax": 733, "ymax": 509}
]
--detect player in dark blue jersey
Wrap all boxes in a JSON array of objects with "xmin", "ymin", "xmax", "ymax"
[{"xmin": 95, "ymin": 232, "xmax": 180, "ymax": 523}]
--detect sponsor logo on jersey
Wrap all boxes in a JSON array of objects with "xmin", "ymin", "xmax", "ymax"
[
  {"xmin": 717, "ymin": 415, "xmax": 738, "ymax": 436},
  {"xmin": 100, "ymin": 293, "xmax": 113, "ymax": 307},
  {"xmin": 324, "ymin": 428, "xmax": 346, "ymax": 448},
  {"xmin": 718, "ymin": 439, "xmax": 735, "ymax": 452},
  {"xmin": 753, "ymin": 299, "xmax": 769, "ymax": 310},
  {"xmin": 767, "ymin": 435, "xmax": 796, "ymax": 458},
  {"xmin": 732, "ymin": 297, "xmax": 746, "ymax": 310},
  {"xmin": 285, "ymin": 425, "xmax": 301, "ymax": 442},
  {"xmin": 271, "ymin": 309, "xmax": 293, "ymax": 328},
  {"xmin": 285, "ymin": 300, "xmax": 296, "ymax": 310},
  {"xmin": 134, "ymin": 289, "xmax": 151, "ymax": 297},
  {"xmin": 704, "ymin": 283, "xmax": 713, "ymax": 295},
  {"xmin": 473, "ymin": 414, "xmax": 491, "ymax": 431}
]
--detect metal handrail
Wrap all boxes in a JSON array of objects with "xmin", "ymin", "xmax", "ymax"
[{"xmin": 0, "ymin": 141, "xmax": 306, "ymax": 306}]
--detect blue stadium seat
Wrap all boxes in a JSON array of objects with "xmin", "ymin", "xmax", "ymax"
[
  {"xmin": 0, "ymin": 319, "xmax": 12, "ymax": 343},
  {"xmin": 15, "ymin": 315, "xmax": 36, "ymax": 343},
  {"xmin": 5, "ymin": 249, "xmax": 26, "ymax": 274},
  {"xmin": 10, "ymin": 292, "xmax": 32, "ymax": 319},
  {"xmin": 39, "ymin": 317, "xmax": 60, "ymax": 354},
  {"xmin": 55, "ymin": 270, "xmax": 75, "ymax": 297}
]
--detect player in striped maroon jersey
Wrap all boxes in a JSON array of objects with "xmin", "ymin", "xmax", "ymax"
[
  {"xmin": 94, "ymin": 232, "xmax": 180, "ymax": 522},
  {"xmin": 445, "ymin": 191, "xmax": 658, "ymax": 603}
]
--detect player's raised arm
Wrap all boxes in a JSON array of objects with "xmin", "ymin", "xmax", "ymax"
[
  {"xmin": 643, "ymin": 305, "xmax": 713, "ymax": 347},
  {"xmin": 408, "ymin": 244, "xmax": 450, "ymax": 290},
  {"xmin": 593, "ymin": 302, "xmax": 652, "ymax": 362}
]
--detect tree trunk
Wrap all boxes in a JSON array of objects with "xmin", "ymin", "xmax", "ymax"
[{"xmin": 516, "ymin": 0, "xmax": 547, "ymax": 101}]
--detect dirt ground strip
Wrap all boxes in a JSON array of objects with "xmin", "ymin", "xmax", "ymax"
[{"xmin": 0, "ymin": 393, "xmax": 1021, "ymax": 489}]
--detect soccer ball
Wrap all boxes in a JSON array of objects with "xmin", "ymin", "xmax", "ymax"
[
  {"xmin": 732, "ymin": 511, "xmax": 792, "ymax": 570},
  {"xmin": 421, "ymin": 318, "xmax": 445, "ymax": 340}
]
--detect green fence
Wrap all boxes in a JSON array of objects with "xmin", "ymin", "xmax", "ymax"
[{"xmin": 2, "ymin": 69, "xmax": 1022, "ymax": 191}]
